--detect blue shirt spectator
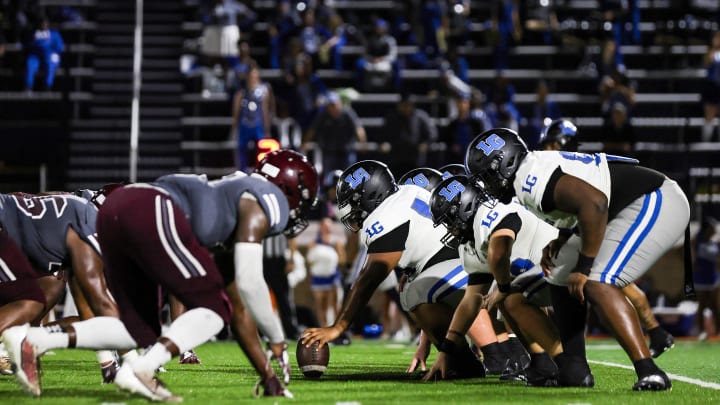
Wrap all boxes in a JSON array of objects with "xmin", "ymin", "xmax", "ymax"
[{"xmin": 24, "ymin": 18, "xmax": 64, "ymax": 91}]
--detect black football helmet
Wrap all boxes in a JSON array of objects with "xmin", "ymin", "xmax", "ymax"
[
  {"xmin": 255, "ymin": 149, "xmax": 319, "ymax": 237},
  {"xmin": 398, "ymin": 167, "xmax": 443, "ymax": 192},
  {"xmin": 465, "ymin": 128, "xmax": 528, "ymax": 204},
  {"xmin": 336, "ymin": 160, "xmax": 398, "ymax": 232},
  {"xmin": 539, "ymin": 119, "xmax": 579, "ymax": 152},
  {"xmin": 430, "ymin": 175, "xmax": 494, "ymax": 249},
  {"xmin": 438, "ymin": 163, "xmax": 467, "ymax": 180}
]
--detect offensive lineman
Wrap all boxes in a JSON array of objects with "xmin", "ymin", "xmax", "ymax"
[{"xmin": 465, "ymin": 128, "xmax": 689, "ymax": 390}]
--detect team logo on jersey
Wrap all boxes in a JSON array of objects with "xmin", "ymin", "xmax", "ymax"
[{"xmin": 438, "ymin": 180, "xmax": 465, "ymax": 202}]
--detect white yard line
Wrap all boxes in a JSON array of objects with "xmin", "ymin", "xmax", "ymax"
[{"xmin": 588, "ymin": 359, "xmax": 720, "ymax": 390}]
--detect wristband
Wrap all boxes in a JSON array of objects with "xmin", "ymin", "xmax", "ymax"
[
  {"xmin": 572, "ymin": 253, "xmax": 595, "ymax": 276},
  {"xmin": 438, "ymin": 338, "xmax": 457, "ymax": 354},
  {"xmin": 497, "ymin": 283, "xmax": 511, "ymax": 294},
  {"xmin": 558, "ymin": 228, "xmax": 573, "ymax": 239}
]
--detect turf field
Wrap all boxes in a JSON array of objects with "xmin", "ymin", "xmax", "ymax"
[{"xmin": 1, "ymin": 338, "xmax": 719, "ymax": 404}]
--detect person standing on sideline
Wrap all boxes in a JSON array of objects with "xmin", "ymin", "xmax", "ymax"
[{"xmin": 693, "ymin": 217, "xmax": 720, "ymax": 340}]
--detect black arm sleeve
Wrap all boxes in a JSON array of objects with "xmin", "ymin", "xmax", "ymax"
[
  {"xmin": 367, "ymin": 221, "xmax": 410, "ymax": 254},
  {"xmin": 490, "ymin": 212, "xmax": 522, "ymax": 237},
  {"xmin": 468, "ymin": 273, "xmax": 495, "ymax": 285},
  {"xmin": 540, "ymin": 167, "xmax": 564, "ymax": 213}
]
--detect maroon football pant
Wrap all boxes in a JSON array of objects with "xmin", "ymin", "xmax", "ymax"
[{"xmin": 97, "ymin": 187, "xmax": 231, "ymax": 347}]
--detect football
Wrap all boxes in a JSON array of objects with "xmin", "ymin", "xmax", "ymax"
[{"xmin": 295, "ymin": 339, "xmax": 330, "ymax": 378}]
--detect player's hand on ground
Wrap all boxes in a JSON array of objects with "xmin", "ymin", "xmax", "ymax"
[
  {"xmin": 266, "ymin": 342, "xmax": 291, "ymax": 385},
  {"xmin": 300, "ymin": 326, "xmax": 342, "ymax": 348},
  {"xmin": 406, "ymin": 333, "xmax": 429, "ymax": 373},
  {"xmin": 568, "ymin": 272, "xmax": 588, "ymax": 303},
  {"xmin": 422, "ymin": 352, "xmax": 449, "ymax": 381}
]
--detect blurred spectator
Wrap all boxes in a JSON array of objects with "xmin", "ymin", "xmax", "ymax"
[
  {"xmin": 390, "ymin": 8, "xmax": 431, "ymax": 69},
  {"xmin": 263, "ymin": 234, "xmax": 301, "ymax": 340},
  {"xmin": 447, "ymin": 0, "xmax": 472, "ymax": 47},
  {"xmin": 523, "ymin": 0, "xmax": 560, "ymax": 45},
  {"xmin": 599, "ymin": 37, "xmax": 624, "ymax": 80},
  {"xmin": 489, "ymin": 0, "xmax": 521, "ymax": 70},
  {"xmin": 200, "ymin": 0, "xmax": 256, "ymax": 60},
  {"xmin": 318, "ymin": 13, "xmax": 348, "ymax": 70},
  {"xmin": 269, "ymin": 0, "xmax": 301, "ymax": 68},
  {"xmin": 283, "ymin": 49, "xmax": 328, "ymax": 130},
  {"xmin": 438, "ymin": 40, "xmax": 470, "ymax": 96},
  {"xmin": 701, "ymin": 31, "xmax": 720, "ymax": 142},
  {"xmin": 306, "ymin": 217, "xmax": 345, "ymax": 327},
  {"xmin": 231, "ymin": 63, "xmax": 275, "ymax": 172},
  {"xmin": 381, "ymin": 93, "xmax": 438, "ymax": 176},
  {"xmin": 692, "ymin": 217, "xmax": 720, "ymax": 340},
  {"xmin": 273, "ymin": 100, "xmax": 303, "ymax": 151},
  {"xmin": 601, "ymin": 0, "xmax": 640, "ymax": 46},
  {"xmin": 24, "ymin": 17, "xmax": 64, "ymax": 92},
  {"xmin": 601, "ymin": 102, "xmax": 634, "ymax": 156},
  {"xmin": 302, "ymin": 91, "xmax": 366, "ymax": 176},
  {"xmin": 528, "ymin": 79, "xmax": 561, "ymax": 148},
  {"xmin": 226, "ymin": 38, "xmax": 257, "ymax": 95},
  {"xmin": 443, "ymin": 93, "xmax": 491, "ymax": 164},
  {"xmin": 599, "ymin": 64, "xmax": 635, "ymax": 120},
  {"xmin": 355, "ymin": 18, "xmax": 400, "ymax": 92},
  {"xmin": 297, "ymin": 8, "xmax": 332, "ymax": 67},
  {"xmin": 485, "ymin": 70, "xmax": 521, "ymax": 129},
  {"xmin": 420, "ymin": 0, "xmax": 448, "ymax": 59}
]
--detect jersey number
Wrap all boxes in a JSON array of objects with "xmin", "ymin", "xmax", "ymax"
[
  {"xmin": 12, "ymin": 194, "xmax": 68, "ymax": 219},
  {"xmin": 475, "ymin": 133, "xmax": 506, "ymax": 156},
  {"xmin": 559, "ymin": 151, "xmax": 599, "ymax": 166}
]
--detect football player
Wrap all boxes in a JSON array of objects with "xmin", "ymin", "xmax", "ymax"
[
  {"xmin": 302, "ymin": 160, "xmax": 502, "ymax": 378},
  {"xmin": 424, "ymin": 175, "xmax": 568, "ymax": 386},
  {"xmin": 465, "ymin": 128, "xmax": 689, "ymax": 390},
  {"xmin": 0, "ymin": 191, "xmax": 120, "ymax": 383},
  {"xmin": 539, "ymin": 119, "xmax": 675, "ymax": 358},
  {"xmin": 3, "ymin": 149, "xmax": 318, "ymax": 400}
]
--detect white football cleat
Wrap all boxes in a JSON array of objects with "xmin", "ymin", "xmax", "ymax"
[
  {"xmin": 0, "ymin": 352, "xmax": 13, "ymax": 375},
  {"xmin": 1, "ymin": 324, "xmax": 41, "ymax": 396},
  {"xmin": 115, "ymin": 363, "xmax": 182, "ymax": 403}
]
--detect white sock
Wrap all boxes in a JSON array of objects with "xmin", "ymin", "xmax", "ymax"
[
  {"xmin": 132, "ymin": 308, "xmax": 223, "ymax": 373},
  {"xmin": 121, "ymin": 350, "xmax": 139, "ymax": 367},
  {"xmin": 96, "ymin": 350, "xmax": 115, "ymax": 366},
  {"xmin": 27, "ymin": 326, "xmax": 69, "ymax": 354},
  {"xmin": 74, "ymin": 317, "xmax": 137, "ymax": 350},
  {"xmin": 702, "ymin": 121, "xmax": 715, "ymax": 142}
]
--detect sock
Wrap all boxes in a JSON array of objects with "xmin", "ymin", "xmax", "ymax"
[
  {"xmin": 133, "ymin": 343, "xmax": 172, "ymax": 373},
  {"xmin": 550, "ymin": 285, "xmax": 588, "ymax": 359},
  {"xmin": 161, "ymin": 307, "xmax": 224, "ymax": 354},
  {"xmin": 96, "ymin": 350, "xmax": 115, "ymax": 366},
  {"xmin": 480, "ymin": 342, "xmax": 504, "ymax": 359},
  {"xmin": 633, "ymin": 358, "xmax": 661, "ymax": 378},
  {"xmin": 530, "ymin": 352, "xmax": 557, "ymax": 372},
  {"xmin": 27, "ymin": 325, "xmax": 69, "ymax": 353},
  {"xmin": 74, "ymin": 317, "xmax": 137, "ymax": 350},
  {"xmin": 121, "ymin": 350, "xmax": 139, "ymax": 367},
  {"xmin": 648, "ymin": 326, "xmax": 668, "ymax": 342}
]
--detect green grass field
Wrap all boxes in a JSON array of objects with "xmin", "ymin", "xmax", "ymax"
[{"xmin": 1, "ymin": 338, "xmax": 719, "ymax": 404}]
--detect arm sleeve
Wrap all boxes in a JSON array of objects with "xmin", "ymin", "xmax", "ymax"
[
  {"xmin": 540, "ymin": 167, "xmax": 564, "ymax": 213},
  {"xmin": 490, "ymin": 212, "xmax": 521, "ymax": 237},
  {"xmin": 234, "ymin": 242, "xmax": 285, "ymax": 344}
]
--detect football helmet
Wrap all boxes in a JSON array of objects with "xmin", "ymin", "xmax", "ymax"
[
  {"xmin": 398, "ymin": 167, "xmax": 443, "ymax": 192},
  {"xmin": 430, "ymin": 175, "xmax": 494, "ymax": 249},
  {"xmin": 438, "ymin": 163, "xmax": 467, "ymax": 180},
  {"xmin": 465, "ymin": 128, "xmax": 528, "ymax": 204},
  {"xmin": 255, "ymin": 149, "xmax": 319, "ymax": 237},
  {"xmin": 336, "ymin": 160, "xmax": 398, "ymax": 232},
  {"xmin": 539, "ymin": 119, "xmax": 578, "ymax": 152}
]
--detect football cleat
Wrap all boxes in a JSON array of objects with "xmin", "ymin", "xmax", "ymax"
[
  {"xmin": 524, "ymin": 366, "xmax": 560, "ymax": 387},
  {"xmin": 253, "ymin": 375, "xmax": 293, "ymax": 398},
  {"xmin": 115, "ymin": 364, "xmax": 182, "ymax": 402},
  {"xmin": 484, "ymin": 355, "xmax": 512, "ymax": 376},
  {"xmin": 649, "ymin": 331, "xmax": 675, "ymax": 358},
  {"xmin": 178, "ymin": 350, "xmax": 201, "ymax": 365},
  {"xmin": 101, "ymin": 359, "xmax": 120, "ymax": 384},
  {"xmin": 2, "ymin": 324, "xmax": 41, "ymax": 396},
  {"xmin": 633, "ymin": 372, "xmax": 672, "ymax": 391}
]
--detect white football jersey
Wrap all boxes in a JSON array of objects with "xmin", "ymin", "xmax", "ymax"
[
  {"xmin": 513, "ymin": 151, "xmax": 617, "ymax": 228},
  {"xmin": 460, "ymin": 200, "xmax": 558, "ymax": 276},
  {"xmin": 360, "ymin": 185, "xmax": 449, "ymax": 274}
]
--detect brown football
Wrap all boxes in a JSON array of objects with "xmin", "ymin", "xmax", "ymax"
[{"xmin": 295, "ymin": 339, "xmax": 330, "ymax": 378}]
